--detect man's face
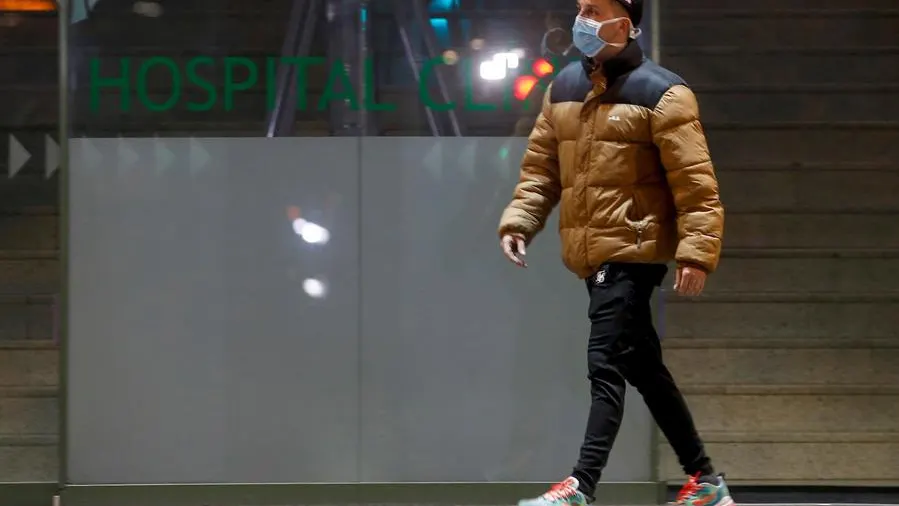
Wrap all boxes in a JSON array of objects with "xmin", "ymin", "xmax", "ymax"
[{"xmin": 577, "ymin": 0, "xmax": 631, "ymax": 46}]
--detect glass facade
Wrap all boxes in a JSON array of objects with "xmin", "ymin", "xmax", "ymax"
[{"xmin": 56, "ymin": 0, "xmax": 661, "ymax": 489}]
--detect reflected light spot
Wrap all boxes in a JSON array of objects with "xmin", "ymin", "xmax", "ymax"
[
  {"xmin": 303, "ymin": 278, "xmax": 327, "ymax": 298},
  {"xmin": 287, "ymin": 205, "xmax": 301, "ymax": 221},
  {"xmin": 532, "ymin": 58, "xmax": 555, "ymax": 78},
  {"xmin": 470, "ymin": 38, "xmax": 485, "ymax": 50},
  {"xmin": 513, "ymin": 75, "xmax": 539, "ymax": 101},
  {"xmin": 292, "ymin": 218, "xmax": 331, "ymax": 245},
  {"xmin": 479, "ymin": 60, "xmax": 506, "ymax": 81}
]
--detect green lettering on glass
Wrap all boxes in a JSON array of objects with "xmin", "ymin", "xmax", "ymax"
[
  {"xmin": 185, "ymin": 57, "xmax": 217, "ymax": 111},
  {"xmin": 463, "ymin": 59, "xmax": 495, "ymax": 111},
  {"xmin": 90, "ymin": 57, "xmax": 131, "ymax": 112},
  {"xmin": 318, "ymin": 59, "xmax": 358, "ymax": 111},
  {"xmin": 419, "ymin": 57, "xmax": 454, "ymax": 111},
  {"xmin": 362, "ymin": 58, "xmax": 395, "ymax": 111},
  {"xmin": 136, "ymin": 57, "xmax": 181, "ymax": 112},
  {"xmin": 223, "ymin": 57, "xmax": 258, "ymax": 112}
]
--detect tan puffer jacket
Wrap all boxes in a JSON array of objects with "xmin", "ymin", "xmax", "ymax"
[{"xmin": 498, "ymin": 43, "xmax": 724, "ymax": 278}]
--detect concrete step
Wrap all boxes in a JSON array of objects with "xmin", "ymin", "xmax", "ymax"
[
  {"xmin": 721, "ymin": 212, "xmax": 899, "ymax": 249},
  {"xmin": 664, "ymin": 299, "xmax": 899, "ymax": 340},
  {"xmin": 0, "ymin": 341, "xmax": 58, "ymax": 387},
  {"xmin": 663, "ymin": 10, "xmax": 899, "ymax": 47},
  {"xmin": 677, "ymin": 390, "xmax": 899, "ymax": 434},
  {"xmin": 666, "ymin": 253, "xmax": 899, "ymax": 294},
  {"xmin": 659, "ymin": 437, "xmax": 899, "ymax": 483},
  {"xmin": 0, "ymin": 211, "xmax": 58, "ymax": 250},
  {"xmin": 0, "ymin": 387, "xmax": 57, "ymax": 435},
  {"xmin": 694, "ymin": 85, "xmax": 899, "ymax": 123},
  {"xmin": 0, "ymin": 175, "xmax": 58, "ymax": 211},
  {"xmin": 667, "ymin": 347, "xmax": 899, "ymax": 386},
  {"xmin": 0, "ymin": 252, "xmax": 58, "ymax": 295},
  {"xmin": 0, "ymin": 19, "xmax": 58, "ymax": 51},
  {"xmin": 0, "ymin": 48, "xmax": 56, "ymax": 87},
  {"xmin": 0, "ymin": 295, "xmax": 55, "ymax": 341},
  {"xmin": 0, "ymin": 436, "xmax": 57, "ymax": 482},
  {"xmin": 706, "ymin": 123, "xmax": 899, "ymax": 165},
  {"xmin": 662, "ymin": 47, "xmax": 899, "ymax": 86},
  {"xmin": 716, "ymin": 166, "xmax": 899, "ymax": 213}
]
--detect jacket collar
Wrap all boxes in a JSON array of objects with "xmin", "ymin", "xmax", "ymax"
[{"xmin": 581, "ymin": 41, "xmax": 645, "ymax": 81}]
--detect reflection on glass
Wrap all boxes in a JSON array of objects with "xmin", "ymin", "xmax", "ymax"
[
  {"xmin": 478, "ymin": 49, "xmax": 524, "ymax": 81},
  {"xmin": 292, "ymin": 218, "xmax": 330, "ymax": 245},
  {"xmin": 302, "ymin": 278, "xmax": 327, "ymax": 299}
]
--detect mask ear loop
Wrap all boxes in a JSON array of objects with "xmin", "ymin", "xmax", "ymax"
[{"xmin": 602, "ymin": 16, "xmax": 641, "ymax": 41}]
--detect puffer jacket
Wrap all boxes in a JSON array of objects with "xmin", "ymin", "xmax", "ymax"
[{"xmin": 498, "ymin": 42, "xmax": 724, "ymax": 278}]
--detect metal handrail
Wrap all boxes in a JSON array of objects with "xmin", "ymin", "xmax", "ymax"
[{"xmin": 266, "ymin": 0, "xmax": 321, "ymax": 137}]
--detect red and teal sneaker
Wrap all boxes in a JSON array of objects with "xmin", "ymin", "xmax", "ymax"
[
  {"xmin": 518, "ymin": 477, "xmax": 589, "ymax": 506},
  {"xmin": 675, "ymin": 473, "xmax": 735, "ymax": 506}
]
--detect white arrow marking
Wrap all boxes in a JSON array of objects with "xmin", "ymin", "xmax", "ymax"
[
  {"xmin": 423, "ymin": 140, "xmax": 442, "ymax": 180},
  {"xmin": 189, "ymin": 138, "xmax": 210, "ymax": 175},
  {"xmin": 8, "ymin": 134, "xmax": 31, "ymax": 178},
  {"xmin": 118, "ymin": 136, "xmax": 139, "ymax": 170},
  {"xmin": 154, "ymin": 136, "xmax": 175, "ymax": 173},
  {"xmin": 45, "ymin": 135, "xmax": 59, "ymax": 179}
]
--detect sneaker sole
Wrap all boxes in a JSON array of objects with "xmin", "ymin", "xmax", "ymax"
[
  {"xmin": 717, "ymin": 496, "xmax": 736, "ymax": 506},
  {"xmin": 668, "ymin": 496, "xmax": 735, "ymax": 506}
]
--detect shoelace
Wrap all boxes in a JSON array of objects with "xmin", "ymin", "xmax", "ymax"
[
  {"xmin": 543, "ymin": 480, "xmax": 577, "ymax": 501},
  {"xmin": 675, "ymin": 473, "xmax": 701, "ymax": 504}
]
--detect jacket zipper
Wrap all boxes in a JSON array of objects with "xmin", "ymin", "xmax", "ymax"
[{"xmin": 631, "ymin": 192, "xmax": 646, "ymax": 248}]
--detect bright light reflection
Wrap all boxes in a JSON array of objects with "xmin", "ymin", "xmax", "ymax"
[
  {"xmin": 292, "ymin": 218, "xmax": 330, "ymax": 245},
  {"xmin": 479, "ymin": 50, "xmax": 526, "ymax": 81},
  {"xmin": 479, "ymin": 60, "xmax": 506, "ymax": 80},
  {"xmin": 303, "ymin": 278, "xmax": 327, "ymax": 298}
]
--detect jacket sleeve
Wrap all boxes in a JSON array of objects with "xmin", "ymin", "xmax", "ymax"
[
  {"xmin": 650, "ymin": 85, "xmax": 725, "ymax": 272},
  {"xmin": 497, "ymin": 85, "xmax": 562, "ymax": 242}
]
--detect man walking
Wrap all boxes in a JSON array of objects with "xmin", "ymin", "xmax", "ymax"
[{"xmin": 497, "ymin": 1, "xmax": 730, "ymax": 506}]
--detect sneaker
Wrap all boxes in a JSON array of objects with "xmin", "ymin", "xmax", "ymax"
[
  {"xmin": 518, "ymin": 477, "xmax": 589, "ymax": 506},
  {"xmin": 675, "ymin": 473, "xmax": 735, "ymax": 506}
]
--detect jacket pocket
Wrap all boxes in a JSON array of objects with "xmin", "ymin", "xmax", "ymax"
[{"xmin": 625, "ymin": 190, "xmax": 656, "ymax": 249}]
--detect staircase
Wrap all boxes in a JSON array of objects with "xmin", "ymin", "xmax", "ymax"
[
  {"xmin": 0, "ymin": 171, "xmax": 60, "ymax": 482},
  {"xmin": 0, "ymin": 6, "xmax": 62, "ymax": 484},
  {"xmin": 659, "ymin": 1, "xmax": 899, "ymax": 485}
]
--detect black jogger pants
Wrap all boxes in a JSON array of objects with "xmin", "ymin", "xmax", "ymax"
[{"xmin": 570, "ymin": 262, "xmax": 713, "ymax": 497}]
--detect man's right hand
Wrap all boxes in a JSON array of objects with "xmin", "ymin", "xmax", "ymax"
[{"xmin": 500, "ymin": 233, "xmax": 528, "ymax": 268}]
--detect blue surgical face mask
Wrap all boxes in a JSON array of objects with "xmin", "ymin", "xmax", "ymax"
[{"xmin": 572, "ymin": 15, "xmax": 639, "ymax": 57}]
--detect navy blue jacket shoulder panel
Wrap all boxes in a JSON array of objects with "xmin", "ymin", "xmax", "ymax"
[{"xmin": 548, "ymin": 57, "xmax": 687, "ymax": 111}]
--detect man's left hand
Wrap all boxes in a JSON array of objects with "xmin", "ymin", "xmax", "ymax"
[{"xmin": 674, "ymin": 265, "xmax": 706, "ymax": 296}]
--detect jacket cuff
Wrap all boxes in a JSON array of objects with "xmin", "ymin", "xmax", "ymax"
[{"xmin": 677, "ymin": 262, "xmax": 708, "ymax": 273}]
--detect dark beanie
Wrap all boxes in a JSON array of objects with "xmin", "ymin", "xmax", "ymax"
[{"xmin": 613, "ymin": 0, "xmax": 643, "ymax": 26}]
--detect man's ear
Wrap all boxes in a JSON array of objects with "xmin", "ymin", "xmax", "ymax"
[{"xmin": 624, "ymin": 18, "xmax": 636, "ymax": 38}]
